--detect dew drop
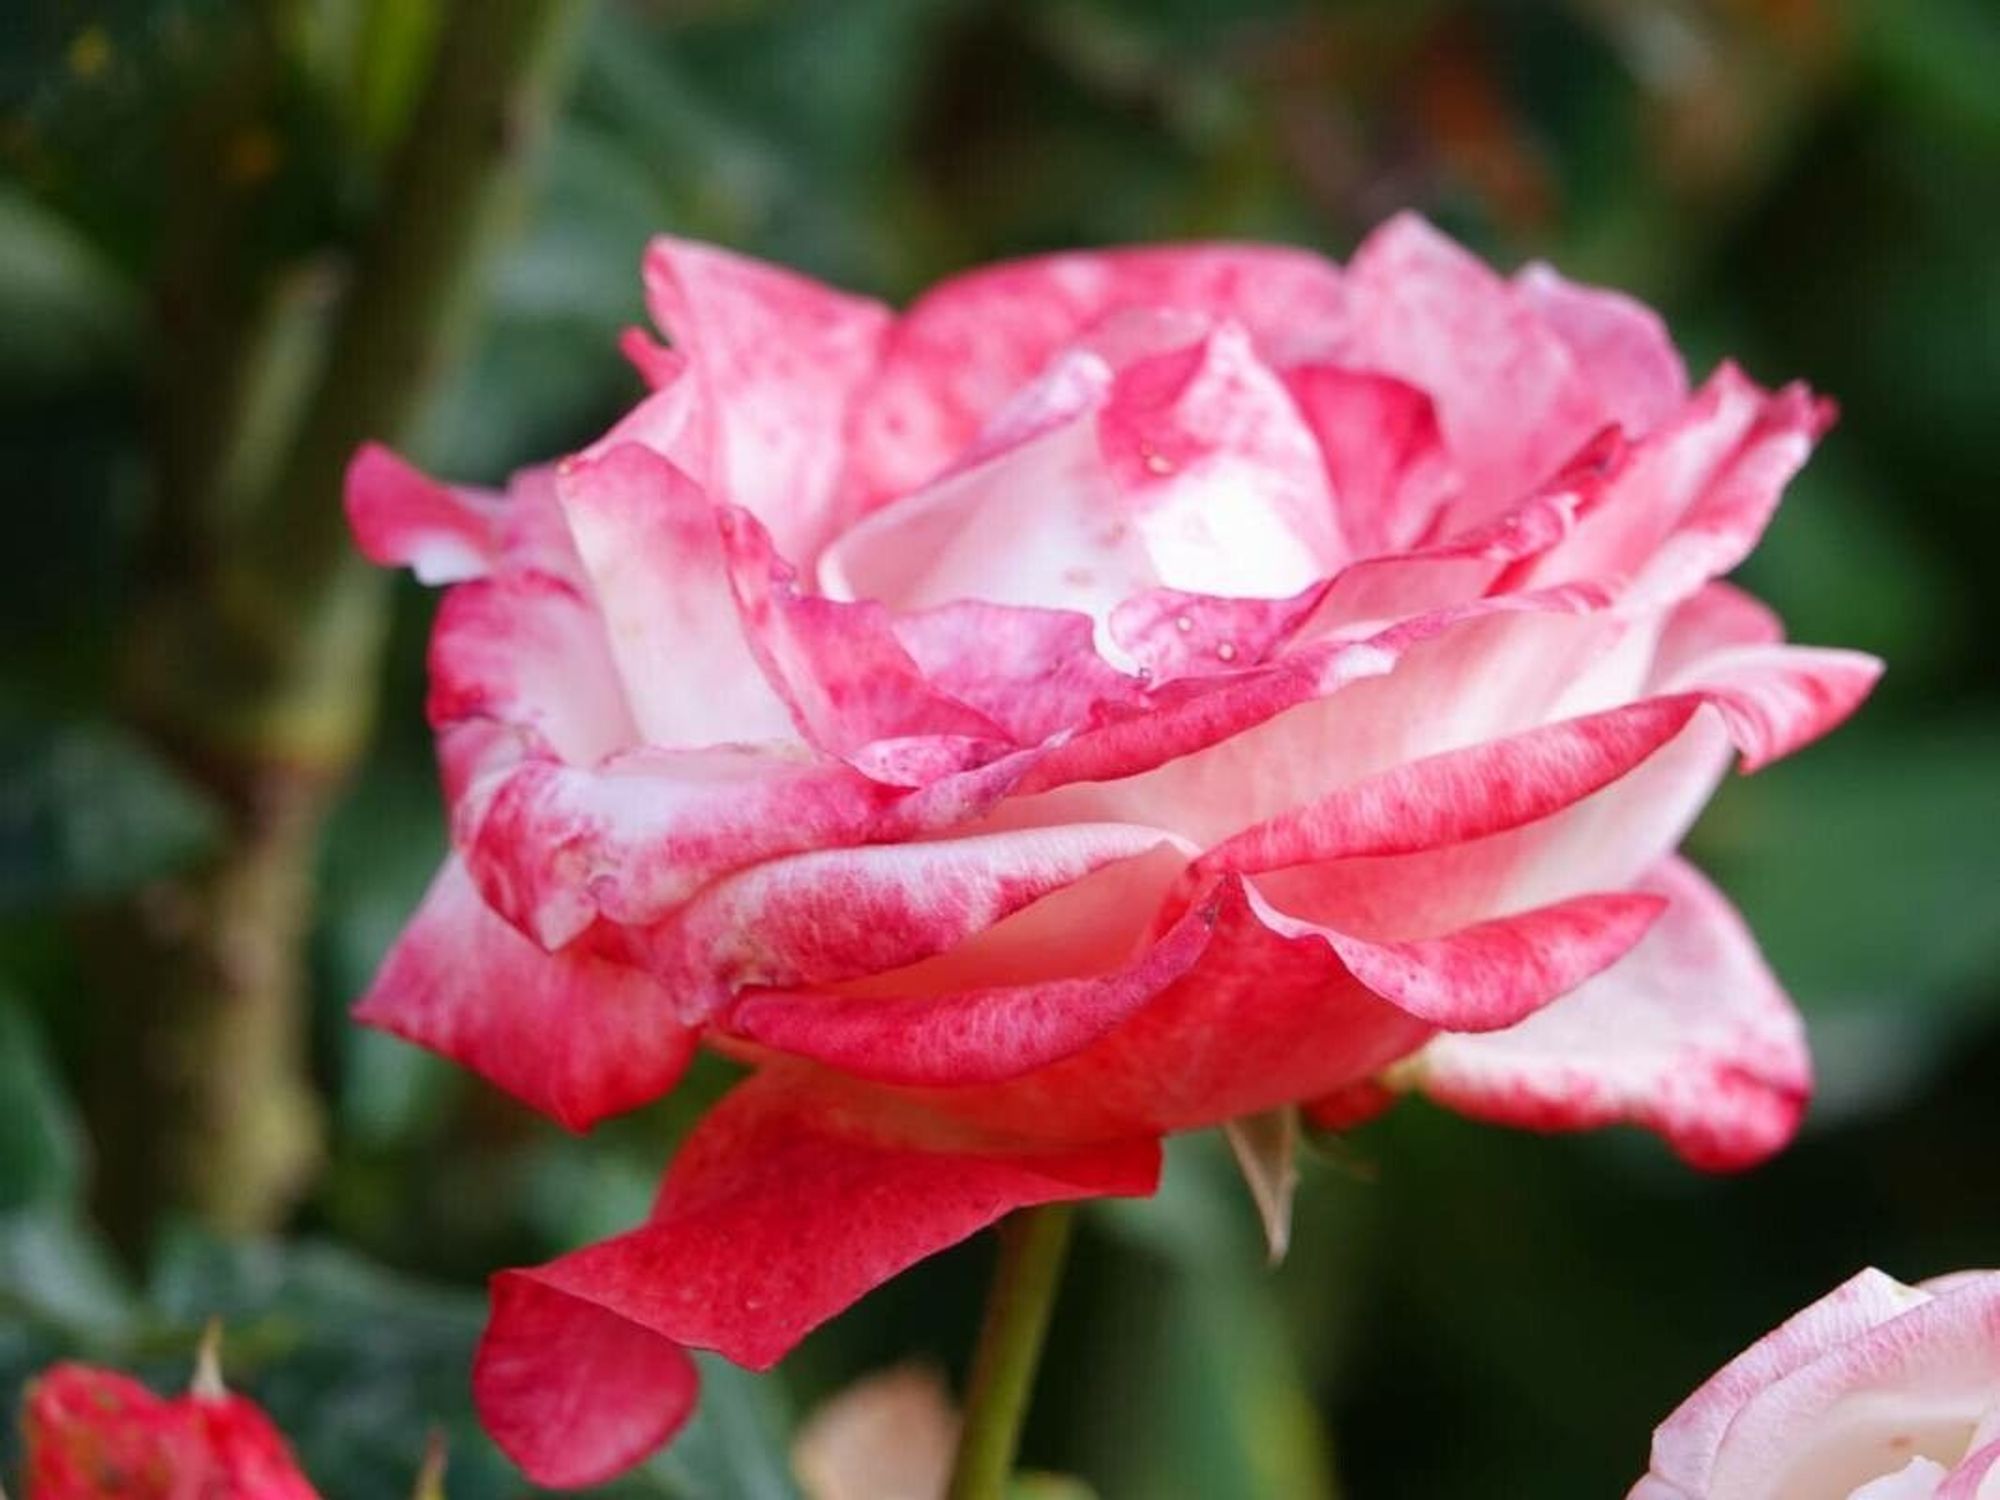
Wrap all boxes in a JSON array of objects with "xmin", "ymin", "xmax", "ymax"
[
  {"xmin": 1174, "ymin": 614, "xmax": 1194, "ymax": 633},
  {"xmin": 1143, "ymin": 448, "xmax": 1174, "ymax": 476},
  {"xmin": 1216, "ymin": 641, "xmax": 1238, "ymax": 662}
]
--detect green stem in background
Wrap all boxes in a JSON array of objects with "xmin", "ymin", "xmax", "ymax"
[
  {"xmin": 88, "ymin": 0, "xmax": 588, "ymax": 1253},
  {"xmin": 947, "ymin": 1204, "xmax": 1078, "ymax": 1500}
]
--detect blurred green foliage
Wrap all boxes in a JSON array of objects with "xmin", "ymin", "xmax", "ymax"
[{"xmin": 4, "ymin": 0, "xmax": 1999, "ymax": 1495}]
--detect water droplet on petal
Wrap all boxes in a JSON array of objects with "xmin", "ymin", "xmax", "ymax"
[
  {"xmin": 1216, "ymin": 641, "xmax": 1238, "ymax": 662},
  {"xmin": 1175, "ymin": 614, "xmax": 1194, "ymax": 633}
]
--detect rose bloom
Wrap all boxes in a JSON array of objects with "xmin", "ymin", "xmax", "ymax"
[
  {"xmin": 1634, "ymin": 1269, "xmax": 2000, "ymax": 1499},
  {"xmin": 23, "ymin": 1362, "xmax": 318, "ymax": 1499},
  {"xmin": 349, "ymin": 215, "xmax": 1879, "ymax": 1486}
]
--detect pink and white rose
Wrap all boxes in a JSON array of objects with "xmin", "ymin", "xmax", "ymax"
[
  {"xmin": 1634, "ymin": 1269, "xmax": 2000, "ymax": 1499},
  {"xmin": 350, "ymin": 213, "xmax": 1879, "ymax": 1485}
]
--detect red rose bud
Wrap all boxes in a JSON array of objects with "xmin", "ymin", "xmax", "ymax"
[{"xmin": 23, "ymin": 1360, "xmax": 318, "ymax": 1499}]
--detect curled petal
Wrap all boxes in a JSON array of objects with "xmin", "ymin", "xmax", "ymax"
[
  {"xmin": 345, "ymin": 443, "xmax": 503, "ymax": 585},
  {"xmin": 1942, "ymin": 1441, "xmax": 2000, "ymax": 1500},
  {"xmin": 642, "ymin": 236, "xmax": 891, "ymax": 561},
  {"xmin": 356, "ymin": 858, "xmax": 696, "ymax": 1130},
  {"xmin": 1096, "ymin": 322, "xmax": 1347, "ymax": 591},
  {"xmin": 744, "ymin": 867, "xmax": 1658, "ymax": 1136},
  {"xmin": 638, "ymin": 824, "xmax": 1190, "ymax": 1016},
  {"xmin": 1185, "ymin": 641, "xmax": 1878, "ymax": 941},
  {"xmin": 718, "ymin": 507, "xmax": 1010, "ymax": 782},
  {"xmin": 454, "ymin": 747, "xmax": 904, "ymax": 949},
  {"xmin": 1409, "ymin": 858, "xmax": 1810, "ymax": 1171},
  {"xmin": 475, "ymin": 1077, "xmax": 1159, "ymax": 1487},
  {"xmin": 555, "ymin": 444, "xmax": 796, "ymax": 747}
]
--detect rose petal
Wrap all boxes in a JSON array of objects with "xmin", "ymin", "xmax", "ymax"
[
  {"xmin": 1096, "ymin": 322, "xmax": 1347, "ymax": 591},
  {"xmin": 1708, "ymin": 1275, "xmax": 2000, "ymax": 1499},
  {"xmin": 474, "ymin": 1077, "xmax": 1160, "ymax": 1486},
  {"xmin": 454, "ymin": 746, "xmax": 904, "ymax": 949},
  {"xmin": 426, "ymin": 569, "xmax": 639, "ymax": 780},
  {"xmin": 637, "ymin": 824, "xmax": 1190, "ymax": 1016},
  {"xmin": 1338, "ymin": 213, "xmax": 1602, "ymax": 521},
  {"xmin": 555, "ymin": 444, "xmax": 796, "ymax": 748},
  {"xmin": 1284, "ymin": 365, "xmax": 1457, "ymax": 557},
  {"xmin": 356, "ymin": 858, "xmax": 697, "ymax": 1130},
  {"xmin": 1516, "ymin": 261, "xmax": 1688, "ymax": 437},
  {"xmin": 892, "ymin": 600, "xmax": 1147, "ymax": 743},
  {"xmin": 1941, "ymin": 1439, "xmax": 2000, "ymax": 1500},
  {"xmin": 1408, "ymin": 857, "xmax": 1810, "ymax": 1170},
  {"xmin": 642, "ymin": 236, "xmax": 891, "ymax": 561},
  {"xmin": 718, "ymin": 507, "xmax": 1011, "ymax": 782},
  {"xmin": 842, "ymin": 242, "xmax": 1347, "ymax": 515},
  {"xmin": 345, "ymin": 443, "xmax": 504, "ymax": 585}
]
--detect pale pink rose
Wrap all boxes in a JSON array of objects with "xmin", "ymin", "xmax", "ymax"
[
  {"xmin": 1635, "ymin": 1270, "xmax": 2000, "ymax": 1499},
  {"xmin": 350, "ymin": 215, "xmax": 1880, "ymax": 1485}
]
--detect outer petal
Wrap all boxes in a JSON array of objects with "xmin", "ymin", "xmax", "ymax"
[
  {"xmin": 1709, "ymin": 1276, "xmax": 2000, "ymax": 1499},
  {"xmin": 355, "ymin": 858, "xmax": 697, "ymax": 1130},
  {"xmin": 453, "ymin": 746, "xmax": 904, "ymax": 949},
  {"xmin": 1183, "ymin": 640, "xmax": 1878, "ymax": 942},
  {"xmin": 1516, "ymin": 261, "xmax": 1688, "ymax": 437},
  {"xmin": 641, "ymin": 236, "xmax": 891, "ymax": 561},
  {"xmin": 631, "ymin": 825, "xmax": 1190, "ymax": 1018},
  {"xmin": 742, "ymin": 872, "xmax": 1659, "ymax": 1138},
  {"xmin": 345, "ymin": 442, "xmax": 503, "ymax": 585},
  {"xmin": 1407, "ymin": 857, "xmax": 1809, "ymax": 1170},
  {"xmin": 554, "ymin": 444, "xmax": 796, "ymax": 748},
  {"xmin": 842, "ymin": 242, "xmax": 1347, "ymax": 515},
  {"xmin": 1518, "ymin": 363, "xmax": 1826, "ymax": 605},
  {"xmin": 474, "ymin": 1076, "xmax": 1160, "ymax": 1487}
]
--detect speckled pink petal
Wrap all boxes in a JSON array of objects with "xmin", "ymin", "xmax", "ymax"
[
  {"xmin": 474, "ymin": 1076, "xmax": 1159, "ymax": 1487},
  {"xmin": 1409, "ymin": 857, "xmax": 1810, "ymax": 1170},
  {"xmin": 356, "ymin": 858, "xmax": 696, "ymax": 1130},
  {"xmin": 641, "ymin": 236, "xmax": 891, "ymax": 562}
]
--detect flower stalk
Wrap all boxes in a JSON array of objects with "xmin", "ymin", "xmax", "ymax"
[{"xmin": 947, "ymin": 1203, "xmax": 1078, "ymax": 1500}]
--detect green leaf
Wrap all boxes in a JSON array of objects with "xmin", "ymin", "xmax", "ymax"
[
  {"xmin": 0, "ymin": 992, "xmax": 85, "ymax": 1211},
  {"xmin": 0, "ymin": 720, "xmax": 224, "ymax": 909}
]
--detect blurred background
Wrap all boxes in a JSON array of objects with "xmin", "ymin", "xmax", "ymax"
[{"xmin": 3, "ymin": 0, "xmax": 1997, "ymax": 1495}]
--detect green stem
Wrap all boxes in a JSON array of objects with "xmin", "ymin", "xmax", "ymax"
[
  {"xmin": 88, "ymin": 0, "xmax": 589, "ymax": 1251},
  {"xmin": 947, "ymin": 1204, "xmax": 1077, "ymax": 1500},
  {"xmin": 254, "ymin": 0, "xmax": 586, "ymax": 617}
]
